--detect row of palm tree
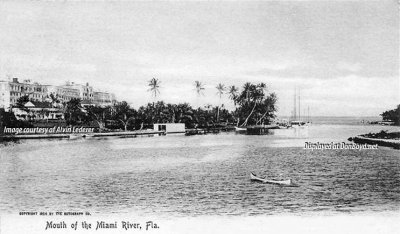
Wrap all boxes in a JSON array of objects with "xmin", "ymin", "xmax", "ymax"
[
  {"xmin": 148, "ymin": 77, "xmax": 239, "ymax": 104},
  {"xmin": 147, "ymin": 78, "xmax": 277, "ymax": 126}
]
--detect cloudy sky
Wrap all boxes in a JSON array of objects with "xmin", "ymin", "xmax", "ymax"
[{"xmin": 0, "ymin": 1, "xmax": 398, "ymax": 116}]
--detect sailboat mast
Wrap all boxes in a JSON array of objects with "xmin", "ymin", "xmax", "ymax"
[
  {"xmin": 293, "ymin": 87, "xmax": 297, "ymax": 121},
  {"xmin": 298, "ymin": 89, "xmax": 301, "ymax": 121}
]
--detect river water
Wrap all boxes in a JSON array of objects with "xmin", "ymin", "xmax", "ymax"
[{"xmin": 0, "ymin": 123, "xmax": 399, "ymax": 217}]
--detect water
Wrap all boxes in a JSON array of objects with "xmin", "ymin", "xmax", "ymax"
[{"xmin": 0, "ymin": 123, "xmax": 399, "ymax": 217}]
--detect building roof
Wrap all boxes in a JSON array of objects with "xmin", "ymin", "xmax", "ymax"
[
  {"xmin": 24, "ymin": 101, "xmax": 53, "ymax": 108},
  {"xmin": 24, "ymin": 101, "xmax": 35, "ymax": 108}
]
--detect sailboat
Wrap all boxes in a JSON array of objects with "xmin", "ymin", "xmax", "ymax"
[{"xmin": 290, "ymin": 87, "xmax": 307, "ymax": 127}]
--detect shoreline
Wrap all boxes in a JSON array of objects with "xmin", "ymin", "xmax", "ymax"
[
  {"xmin": 0, "ymin": 130, "xmax": 166, "ymax": 140},
  {"xmin": 349, "ymin": 131, "xmax": 400, "ymax": 149}
]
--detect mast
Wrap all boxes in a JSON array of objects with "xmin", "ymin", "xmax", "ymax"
[
  {"xmin": 293, "ymin": 87, "xmax": 297, "ymax": 121},
  {"xmin": 298, "ymin": 88, "xmax": 301, "ymax": 121}
]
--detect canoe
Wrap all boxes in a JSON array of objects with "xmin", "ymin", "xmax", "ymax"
[{"xmin": 250, "ymin": 172, "xmax": 292, "ymax": 185}]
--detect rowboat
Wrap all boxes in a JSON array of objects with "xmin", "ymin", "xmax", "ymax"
[
  {"xmin": 235, "ymin": 126, "xmax": 247, "ymax": 132},
  {"xmin": 69, "ymin": 134, "xmax": 82, "ymax": 139},
  {"xmin": 250, "ymin": 172, "xmax": 292, "ymax": 185}
]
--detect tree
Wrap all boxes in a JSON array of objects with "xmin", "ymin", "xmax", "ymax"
[
  {"xmin": 228, "ymin": 85, "xmax": 240, "ymax": 125},
  {"xmin": 16, "ymin": 95, "xmax": 30, "ymax": 108},
  {"xmin": 255, "ymin": 92, "xmax": 277, "ymax": 125},
  {"xmin": 234, "ymin": 82, "xmax": 276, "ymax": 126},
  {"xmin": 381, "ymin": 105, "xmax": 400, "ymax": 125},
  {"xmin": 49, "ymin": 93, "xmax": 61, "ymax": 107},
  {"xmin": 228, "ymin": 85, "xmax": 239, "ymax": 104},
  {"xmin": 215, "ymin": 83, "xmax": 226, "ymax": 123},
  {"xmin": 64, "ymin": 98, "xmax": 85, "ymax": 125},
  {"xmin": 194, "ymin": 81, "xmax": 205, "ymax": 96},
  {"xmin": 113, "ymin": 101, "xmax": 136, "ymax": 131},
  {"xmin": 85, "ymin": 105, "xmax": 111, "ymax": 131},
  {"xmin": 148, "ymin": 77, "xmax": 161, "ymax": 99}
]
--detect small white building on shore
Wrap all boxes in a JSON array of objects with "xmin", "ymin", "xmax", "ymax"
[{"xmin": 154, "ymin": 123, "xmax": 185, "ymax": 134}]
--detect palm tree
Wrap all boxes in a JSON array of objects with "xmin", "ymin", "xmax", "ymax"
[
  {"xmin": 215, "ymin": 83, "xmax": 226, "ymax": 123},
  {"xmin": 228, "ymin": 85, "xmax": 239, "ymax": 105},
  {"xmin": 240, "ymin": 82, "xmax": 267, "ymax": 126},
  {"xmin": 148, "ymin": 77, "xmax": 161, "ymax": 98},
  {"xmin": 228, "ymin": 85, "xmax": 239, "ymax": 125},
  {"xmin": 194, "ymin": 81, "xmax": 205, "ymax": 96}
]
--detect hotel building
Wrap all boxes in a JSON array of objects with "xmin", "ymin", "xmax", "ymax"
[{"xmin": 0, "ymin": 78, "xmax": 116, "ymax": 111}]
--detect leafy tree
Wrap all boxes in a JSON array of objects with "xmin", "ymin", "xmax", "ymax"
[
  {"xmin": 64, "ymin": 98, "xmax": 85, "ymax": 125},
  {"xmin": 381, "ymin": 105, "xmax": 400, "ymax": 125},
  {"xmin": 49, "ymin": 93, "xmax": 61, "ymax": 107},
  {"xmin": 234, "ymin": 82, "xmax": 276, "ymax": 126},
  {"xmin": 113, "ymin": 101, "xmax": 136, "ymax": 131},
  {"xmin": 16, "ymin": 95, "xmax": 30, "ymax": 108},
  {"xmin": 85, "ymin": 105, "xmax": 111, "ymax": 131}
]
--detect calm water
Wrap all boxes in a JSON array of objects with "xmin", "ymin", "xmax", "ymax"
[{"xmin": 1, "ymin": 123, "xmax": 399, "ymax": 217}]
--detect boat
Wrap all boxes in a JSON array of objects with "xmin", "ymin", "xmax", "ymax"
[
  {"xmin": 290, "ymin": 120, "xmax": 306, "ymax": 127},
  {"xmin": 82, "ymin": 134, "xmax": 94, "ymax": 138},
  {"xmin": 235, "ymin": 126, "xmax": 247, "ymax": 132},
  {"xmin": 289, "ymin": 87, "xmax": 310, "ymax": 127},
  {"xmin": 69, "ymin": 134, "xmax": 82, "ymax": 139},
  {"xmin": 250, "ymin": 172, "xmax": 292, "ymax": 185}
]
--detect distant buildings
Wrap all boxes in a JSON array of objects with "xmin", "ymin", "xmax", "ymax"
[
  {"xmin": 0, "ymin": 78, "xmax": 49, "ymax": 110},
  {"xmin": 13, "ymin": 101, "xmax": 65, "ymax": 121},
  {"xmin": 0, "ymin": 77, "xmax": 117, "ymax": 120},
  {"xmin": 93, "ymin": 91, "xmax": 116, "ymax": 106}
]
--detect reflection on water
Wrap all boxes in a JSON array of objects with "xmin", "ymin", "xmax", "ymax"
[{"xmin": 0, "ymin": 124, "xmax": 399, "ymax": 216}]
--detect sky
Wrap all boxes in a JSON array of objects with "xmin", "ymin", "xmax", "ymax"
[{"xmin": 0, "ymin": 0, "xmax": 398, "ymax": 116}]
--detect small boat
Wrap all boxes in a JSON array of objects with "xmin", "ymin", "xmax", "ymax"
[
  {"xmin": 250, "ymin": 172, "xmax": 292, "ymax": 185},
  {"xmin": 69, "ymin": 134, "xmax": 82, "ymax": 139},
  {"xmin": 290, "ymin": 120, "xmax": 306, "ymax": 127},
  {"xmin": 82, "ymin": 134, "xmax": 94, "ymax": 138},
  {"xmin": 235, "ymin": 126, "xmax": 247, "ymax": 132}
]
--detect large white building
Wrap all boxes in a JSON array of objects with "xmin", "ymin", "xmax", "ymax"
[
  {"xmin": 0, "ymin": 80, "xmax": 11, "ymax": 111},
  {"xmin": 93, "ymin": 91, "xmax": 116, "ymax": 106},
  {"xmin": 0, "ymin": 78, "xmax": 116, "ymax": 110},
  {"xmin": 0, "ymin": 78, "xmax": 49, "ymax": 111}
]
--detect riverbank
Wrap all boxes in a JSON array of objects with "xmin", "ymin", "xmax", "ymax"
[{"xmin": 349, "ymin": 131, "xmax": 400, "ymax": 149}]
